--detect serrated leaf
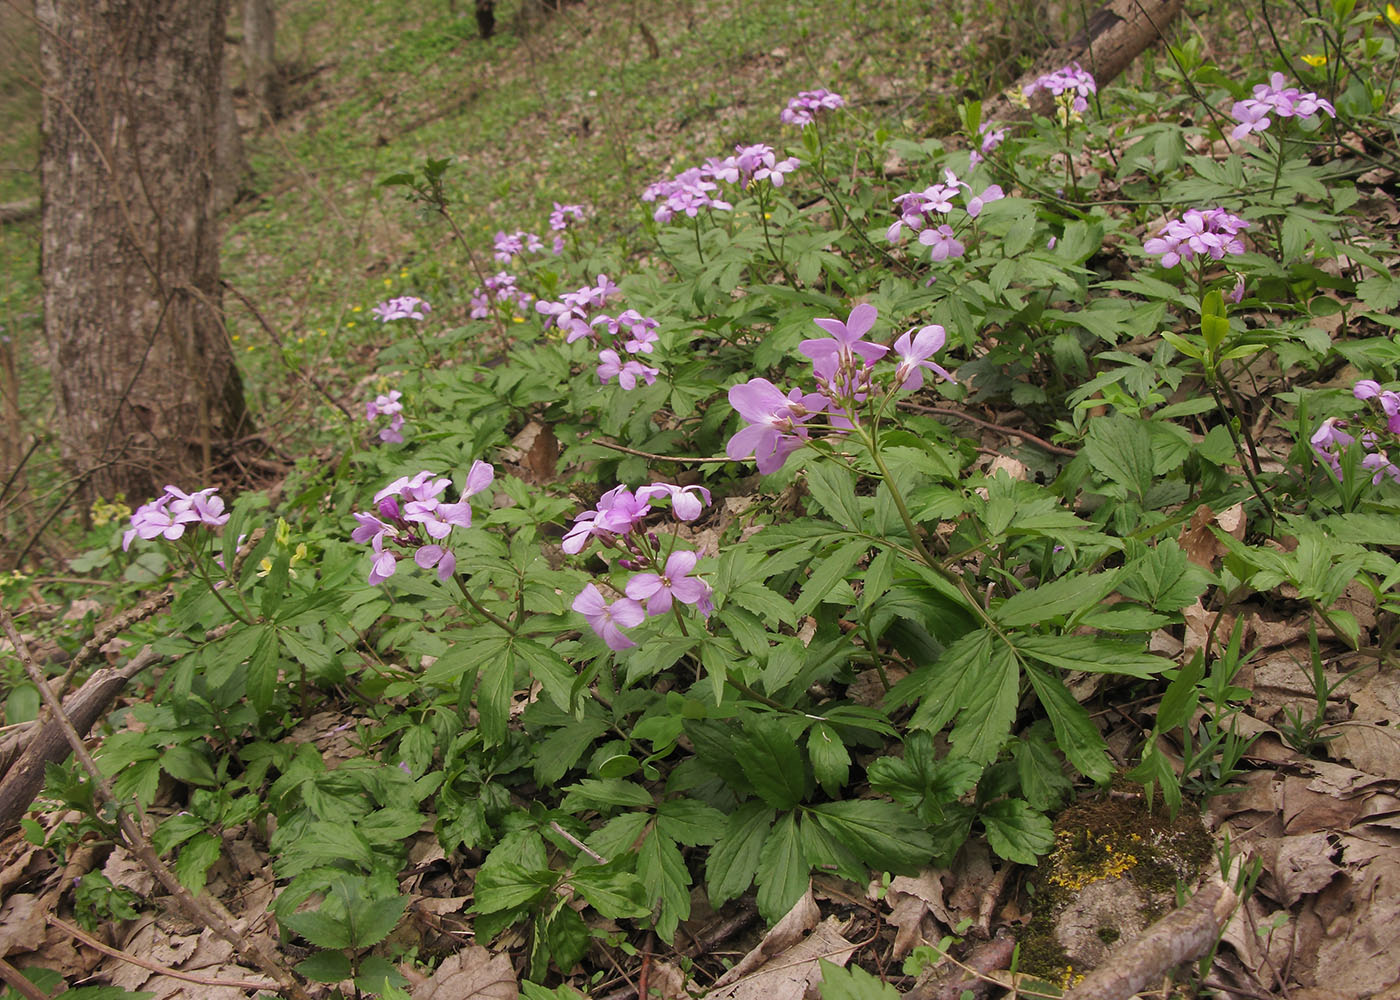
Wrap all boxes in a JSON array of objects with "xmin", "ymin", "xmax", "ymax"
[
  {"xmin": 1083, "ymin": 414, "xmax": 1154, "ymax": 499},
  {"xmin": 807, "ymin": 723, "xmax": 850, "ymax": 796},
  {"xmin": 295, "ymin": 950, "xmax": 353, "ymax": 983},
  {"xmin": 172, "ymin": 831, "xmax": 221, "ymax": 897},
  {"xmin": 755, "ymin": 812, "xmax": 808, "ymax": 922},
  {"xmin": 638, "ymin": 832, "xmax": 691, "ymax": 942},
  {"xmin": 948, "ymin": 644, "xmax": 1019, "ymax": 764},
  {"xmin": 981, "ymin": 798, "xmax": 1054, "ymax": 864},
  {"xmin": 809, "ymin": 800, "xmax": 934, "ymax": 872},
  {"xmin": 904, "ymin": 630, "xmax": 994, "ymax": 735},
  {"xmin": 559, "ymin": 779, "xmax": 654, "ymax": 812},
  {"xmin": 656, "ymin": 798, "xmax": 726, "ymax": 846},
  {"xmin": 545, "ymin": 905, "xmax": 590, "ymax": 971},
  {"xmin": 818, "ymin": 960, "xmax": 902, "ymax": 1000},
  {"xmin": 1016, "ymin": 635, "xmax": 1167, "ymax": 678},
  {"xmin": 793, "ymin": 540, "xmax": 868, "ymax": 618},
  {"xmin": 994, "ymin": 573, "xmax": 1115, "ymax": 628},
  {"xmin": 345, "ymin": 894, "xmax": 408, "ymax": 950},
  {"xmin": 568, "ymin": 865, "xmax": 651, "ymax": 918},
  {"xmin": 1156, "ymin": 650, "xmax": 1205, "ymax": 733},
  {"xmin": 1024, "ymin": 666, "xmax": 1112, "ymax": 784},
  {"xmin": 355, "ymin": 955, "xmax": 409, "ymax": 994},
  {"xmin": 707, "ymin": 802, "xmax": 774, "ymax": 907},
  {"xmin": 280, "ymin": 909, "xmax": 353, "ymax": 951},
  {"xmin": 739, "ymin": 715, "xmax": 809, "ymax": 809},
  {"xmin": 473, "ymin": 862, "xmax": 556, "ymax": 914},
  {"xmin": 805, "ymin": 463, "xmax": 863, "ymax": 530}
]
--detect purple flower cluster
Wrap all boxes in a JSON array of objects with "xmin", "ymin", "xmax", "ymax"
[
  {"xmin": 1230, "ymin": 73, "xmax": 1337, "ymax": 139},
  {"xmin": 548, "ymin": 202, "xmax": 589, "ymax": 253},
  {"xmin": 469, "ymin": 272, "xmax": 534, "ymax": 321},
  {"xmin": 351, "ymin": 464, "xmax": 494, "ymax": 585},
  {"xmin": 493, "ymin": 230, "xmax": 544, "ymax": 262},
  {"xmin": 123, "ymin": 486, "xmax": 229, "ymax": 550},
  {"xmin": 727, "ymin": 304, "xmax": 956, "ymax": 474},
  {"xmin": 708, "ymin": 144, "xmax": 801, "ymax": 189},
  {"xmin": 371, "ymin": 296, "xmax": 431, "ymax": 322},
  {"xmin": 886, "ymin": 169, "xmax": 1003, "ymax": 262},
  {"xmin": 1142, "ymin": 208, "xmax": 1249, "ymax": 268},
  {"xmin": 1023, "ymin": 62, "xmax": 1097, "ymax": 113},
  {"xmin": 366, "ymin": 389, "xmax": 406, "ymax": 444},
  {"xmin": 535, "ymin": 274, "xmax": 619, "ymax": 342},
  {"xmin": 780, "ymin": 88, "xmax": 845, "ymax": 127},
  {"xmin": 566, "ymin": 483, "xmax": 714, "ymax": 650},
  {"xmin": 641, "ymin": 144, "xmax": 799, "ymax": 223},
  {"xmin": 1310, "ymin": 381, "xmax": 1400, "ymax": 484},
  {"xmin": 591, "ymin": 310, "xmax": 661, "ymax": 390}
]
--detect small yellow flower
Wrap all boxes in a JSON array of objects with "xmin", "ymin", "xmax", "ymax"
[
  {"xmin": 352, "ymin": 305, "xmax": 363, "ymax": 313},
  {"xmin": 296, "ymin": 336, "xmax": 305, "ymax": 344},
  {"xmin": 231, "ymin": 333, "xmax": 241, "ymax": 342},
  {"xmin": 318, "ymin": 328, "xmax": 327, "ymax": 336},
  {"xmin": 275, "ymin": 517, "xmax": 291, "ymax": 547},
  {"xmin": 246, "ymin": 344, "xmax": 256, "ymax": 352},
  {"xmin": 346, "ymin": 321, "xmax": 356, "ymax": 329},
  {"xmin": 512, "ymin": 315, "xmax": 525, "ymax": 323},
  {"xmin": 383, "ymin": 278, "xmax": 392, "ymax": 288},
  {"xmin": 399, "ymin": 270, "xmax": 409, "ymax": 278},
  {"xmin": 1301, "ymin": 53, "xmax": 1328, "ymax": 67}
]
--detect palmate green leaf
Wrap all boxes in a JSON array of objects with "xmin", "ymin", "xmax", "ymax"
[
  {"xmin": 993, "ymin": 572, "xmax": 1117, "ymax": 628},
  {"xmin": 1023, "ymin": 665, "xmax": 1112, "ymax": 784},
  {"xmin": 473, "ymin": 861, "xmax": 556, "ymax": 914},
  {"xmin": 809, "ymin": 800, "xmax": 934, "ymax": 873},
  {"xmin": 172, "ymin": 832, "xmax": 221, "ymax": 897},
  {"xmin": 707, "ymin": 802, "xmax": 775, "ymax": 907},
  {"xmin": 727, "ymin": 580, "xmax": 797, "ymax": 627},
  {"xmin": 980, "ymin": 798, "xmax": 1055, "ymax": 865},
  {"xmin": 247, "ymin": 626, "xmax": 281, "ymax": 716},
  {"xmin": 280, "ymin": 909, "xmax": 353, "ymax": 950},
  {"xmin": 535, "ymin": 716, "xmax": 610, "ymax": 785},
  {"xmin": 902, "ymin": 629, "xmax": 994, "ymax": 735},
  {"xmin": 160, "ymin": 745, "xmax": 217, "ymax": 788},
  {"xmin": 344, "ymin": 893, "xmax": 408, "ymax": 950},
  {"xmin": 817, "ymin": 960, "xmax": 902, "ymax": 1000},
  {"xmin": 947, "ymin": 642, "xmax": 1019, "ymax": 765},
  {"xmin": 1016, "ymin": 635, "xmax": 1168, "ymax": 679},
  {"xmin": 756, "ymin": 812, "xmax": 808, "ymax": 922},
  {"xmin": 1117, "ymin": 540, "xmax": 1210, "ymax": 613},
  {"xmin": 1013, "ymin": 724, "xmax": 1074, "ymax": 811},
  {"xmin": 739, "ymin": 715, "xmax": 810, "ymax": 809},
  {"xmin": 1156, "ymin": 650, "xmax": 1205, "ymax": 734},
  {"xmin": 559, "ymin": 779, "xmax": 654, "ymax": 812},
  {"xmin": 543, "ymin": 905, "xmax": 590, "ymax": 974},
  {"xmin": 568, "ymin": 865, "xmax": 651, "ymax": 919},
  {"xmin": 477, "ymin": 645, "xmax": 517, "ymax": 747},
  {"xmin": 1083, "ymin": 413, "xmax": 1154, "ymax": 499},
  {"xmin": 638, "ymin": 831, "xmax": 691, "ymax": 943},
  {"xmin": 656, "ymin": 798, "xmax": 726, "ymax": 846},
  {"xmin": 512, "ymin": 638, "xmax": 577, "ymax": 713},
  {"xmin": 355, "ymin": 955, "xmax": 409, "ymax": 994}
]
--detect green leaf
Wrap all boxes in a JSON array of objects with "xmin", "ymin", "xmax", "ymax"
[
  {"xmin": 739, "ymin": 715, "xmax": 809, "ymax": 809},
  {"xmin": 818, "ymin": 960, "xmax": 902, "ymax": 1000},
  {"xmin": 559, "ymin": 779, "xmax": 654, "ymax": 811},
  {"xmin": 756, "ymin": 812, "xmax": 808, "ymax": 922},
  {"xmin": 707, "ymin": 802, "xmax": 775, "ymax": 907},
  {"xmin": 793, "ymin": 540, "xmax": 868, "ymax": 618},
  {"xmin": 568, "ymin": 865, "xmax": 651, "ymax": 919},
  {"xmin": 805, "ymin": 463, "xmax": 863, "ymax": 530},
  {"xmin": 1156, "ymin": 650, "xmax": 1205, "ymax": 733},
  {"xmin": 638, "ymin": 832, "xmax": 691, "ymax": 943},
  {"xmin": 656, "ymin": 798, "xmax": 726, "ymax": 846},
  {"xmin": 545, "ymin": 905, "xmax": 590, "ymax": 972},
  {"xmin": 295, "ymin": 950, "xmax": 353, "ymax": 983},
  {"xmin": 172, "ymin": 832, "xmax": 221, "ymax": 896},
  {"xmin": 473, "ymin": 862, "xmax": 556, "ymax": 914},
  {"xmin": 1117, "ymin": 540, "xmax": 1210, "ymax": 612},
  {"xmin": 994, "ymin": 573, "xmax": 1116, "ymax": 628},
  {"xmin": 1016, "ymin": 635, "xmax": 1168, "ymax": 678},
  {"xmin": 247, "ymin": 626, "xmax": 281, "ymax": 716},
  {"xmin": 477, "ymin": 647, "xmax": 517, "ymax": 747},
  {"xmin": 1024, "ymin": 666, "xmax": 1112, "ymax": 784},
  {"xmin": 1083, "ymin": 414, "xmax": 1154, "ymax": 499},
  {"xmin": 809, "ymin": 800, "xmax": 934, "ymax": 872},
  {"xmin": 513, "ymin": 638, "xmax": 577, "ymax": 713},
  {"xmin": 280, "ymin": 909, "xmax": 353, "ymax": 951},
  {"xmin": 948, "ymin": 644, "xmax": 1019, "ymax": 764},
  {"xmin": 354, "ymin": 955, "xmax": 409, "ymax": 994},
  {"xmin": 904, "ymin": 630, "xmax": 994, "ymax": 735},
  {"xmin": 345, "ymin": 894, "xmax": 408, "ymax": 950},
  {"xmin": 807, "ymin": 723, "xmax": 850, "ymax": 796},
  {"xmin": 981, "ymin": 798, "xmax": 1055, "ymax": 864}
]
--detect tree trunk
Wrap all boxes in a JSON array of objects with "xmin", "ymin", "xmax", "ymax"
[
  {"xmin": 212, "ymin": 67, "xmax": 249, "ymax": 213},
  {"xmin": 37, "ymin": 0, "xmax": 249, "ymax": 504},
  {"xmin": 242, "ymin": 0, "xmax": 278, "ymax": 120}
]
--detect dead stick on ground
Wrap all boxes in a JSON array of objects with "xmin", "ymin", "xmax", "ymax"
[
  {"xmin": 0, "ymin": 608, "xmax": 315, "ymax": 1000},
  {"xmin": 1062, "ymin": 865, "xmax": 1242, "ymax": 1000},
  {"xmin": 54, "ymin": 587, "xmax": 173, "ymax": 702},
  {"xmin": 0, "ymin": 956, "xmax": 52, "ymax": 1000},
  {"xmin": 47, "ymin": 913, "xmax": 277, "ymax": 992}
]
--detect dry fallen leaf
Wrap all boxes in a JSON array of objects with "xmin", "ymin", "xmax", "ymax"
[
  {"xmin": 415, "ymin": 944, "xmax": 518, "ymax": 1000},
  {"xmin": 1264, "ymin": 833, "xmax": 1341, "ymax": 906},
  {"xmin": 707, "ymin": 916, "xmax": 856, "ymax": 1000},
  {"xmin": 711, "ymin": 887, "xmax": 820, "ymax": 988}
]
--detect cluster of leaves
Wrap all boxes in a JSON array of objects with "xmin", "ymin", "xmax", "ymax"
[{"xmin": 8, "ymin": 3, "xmax": 1400, "ymax": 996}]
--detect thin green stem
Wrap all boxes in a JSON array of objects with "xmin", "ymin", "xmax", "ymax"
[{"xmin": 451, "ymin": 571, "xmax": 519, "ymax": 636}]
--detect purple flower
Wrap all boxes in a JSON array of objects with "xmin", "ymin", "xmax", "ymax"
[
  {"xmin": 1143, "ymin": 208, "xmax": 1249, "ymax": 268},
  {"xmin": 962, "ymin": 183, "xmax": 1004, "ymax": 218},
  {"xmin": 892, "ymin": 325, "xmax": 957, "ymax": 390},
  {"xmin": 920, "ymin": 225, "xmax": 965, "ymax": 262},
  {"xmin": 562, "ymin": 486, "xmax": 653, "ymax": 554},
  {"xmin": 493, "ymin": 230, "xmax": 543, "ymax": 261},
  {"xmin": 642, "ymin": 166, "xmax": 733, "ymax": 223},
  {"xmin": 1024, "ymin": 62, "xmax": 1096, "ymax": 113},
  {"xmin": 1355, "ymin": 381, "xmax": 1400, "ymax": 433},
  {"xmin": 970, "ymin": 122, "xmax": 1007, "ymax": 166},
  {"xmin": 799, "ymin": 303, "xmax": 889, "ymax": 370},
  {"xmin": 366, "ymin": 390, "xmax": 406, "ymax": 443},
  {"xmin": 549, "ymin": 202, "xmax": 589, "ymax": 231},
  {"xmin": 625, "ymin": 550, "xmax": 713, "ymax": 616},
  {"xmin": 353, "ymin": 463, "xmax": 494, "ymax": 585},
  {"xmin": 1229, "ymin": 274, "xmax": 1246, "ymax": 304},
  {"xmin": 780, "ymin": 88, "xmax": 846, "ymax": 127},
  {"xmin": 726, "ymin": 378, "xmax": 825, "ymax": 474},
  {"xmin": 1230, "ymin": 73, "xmax": 1336, "ymax": 139},
  {"xmin": 122, "ymin": 485, "xmax": 228, "ymax": 550},
  {"xmin": 636, "ymin": 483, "xmax": 712, "ymax": 521},
  {"xmin": 732, "ymin": 144, "xmax": 800, "ymax": 188},
  {"xmin": 1310, "ymin": 418, "xmax": 1354, "ymax": 479},
  {"xmin": 597, "ymin": 349, "xmax": 660, "ymax": 390},
  {"xmin": 371, "ymin": 296, "xmax": 431, "ymax": 322},
  {"xmin": 573, "ymin": 583, "xmax": 646, "ymax": 650}
]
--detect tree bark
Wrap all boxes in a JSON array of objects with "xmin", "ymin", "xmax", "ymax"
[
  {"xmin": 242, "ymin": 0, "xmax": 278, "ymax": 120},
  {"xmin": 37, "ymin": 0, "xmax": 249, "ymax": 505}
]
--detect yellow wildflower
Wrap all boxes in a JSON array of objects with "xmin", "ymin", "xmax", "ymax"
[
  {"xmin": 1301, "ymin": 53, "xmax": 1328, "ymax": 67},
  {"xmin": 1387, "ymin": 2, "xmax": 1400, "ymax": 24}
]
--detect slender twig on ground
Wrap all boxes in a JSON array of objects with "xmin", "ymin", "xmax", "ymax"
[
  {"xmin": 898, "ymin": 401, "xmax": 1078, "ymax": 457},
  {"xmin": 47, "ymin": 913, "xmax": 278, "ymax": 991}
]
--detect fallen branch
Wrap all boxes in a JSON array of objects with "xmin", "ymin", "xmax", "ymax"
[
  {"xmin": 905, "ymin": 931, "xmax": 1018, "ymax": 1000},
  {"xmin": 0, "ymin": 200, "xmax": 39, "ymax": 226},
  {"xmin": 1062, "ymin": 869, "xmax": 1242, "ymax": 1000}
]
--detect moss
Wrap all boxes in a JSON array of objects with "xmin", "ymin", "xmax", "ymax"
[{"xmin": 1015, "ymin": 795, "xmax": 1212, "ymax": 981}]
